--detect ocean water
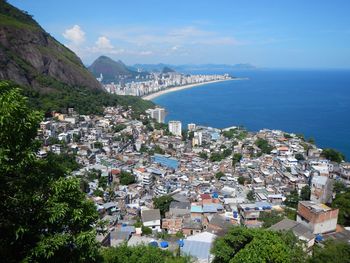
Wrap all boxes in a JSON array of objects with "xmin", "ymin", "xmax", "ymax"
[{"xmin": 152, "ymin": 69, "xmax": 350, "ymax": 159}]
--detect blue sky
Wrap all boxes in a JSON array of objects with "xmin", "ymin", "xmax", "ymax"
[{"xmin": 9, "ymin": 0, "xmax": 350, "ymax": 68}]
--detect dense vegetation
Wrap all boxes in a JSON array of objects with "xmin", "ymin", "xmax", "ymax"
[
  {"xmin": 153, "ymin": 195, "xmax": 174, "ymax": 217},
  {"xmin": 119, "ymin": 171, "xmax": 136, "ymax": 185},
  {"xmin": 332, "ymin": 187, "xmax": 350, "ymax": 226},
  {"xmin": 101, "ymin": 244, "xmax": 188, "ymax": 263},
  {"xmin": 255, "ymin": 138, "xmax": 273, "ymax": 154},
  {"xmin": 0, "ymin": 82, "xmax": 100, "ymax": 262},
  {"xmin": 20, "ymin": 78, "xmax": 154, "ymax": 115},
  {"xmin": 212, "ymin": 227, "xmax": 306, "ymax": 263},
  {"xmin": 322, "ymin": 148, "xmax": 346, "ymax": 163}
]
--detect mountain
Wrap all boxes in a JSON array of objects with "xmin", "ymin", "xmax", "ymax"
[
  {"xmin": 89, "ymin": 56, "xmax": 149, "ymax": 83},
  {"xmin": 0, "ymin": 0, "xmax": 101, "ymax": 91},
  {"xmin": 162, "ymin": 66, "xmax": 175, "ymax": 74},
  {"xmin": 0, "ymin": 1, "xmax": 153, "ymax": 115}
]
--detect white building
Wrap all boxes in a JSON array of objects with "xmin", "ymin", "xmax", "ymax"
[
  {"xmin": 141, "ymin": 209, "xmax": 161, "ymax": 232},
  {"xmin": 192, "ymin": 131, "xmax": 203, "ymax": 146},
  {"xmin": 310, "ymin": 175, "xmax": 332, "ymax": 204},
  {"xmin": 146, "ymin": 107, "xmax": 166, "ymax": 123},
  {"xmin": 187, "ymin": 123, "xmax": 196, "ymax": 131},
  {"xmin": 169, "ymin": 120, "xmax": 182, "ymax": 136}
]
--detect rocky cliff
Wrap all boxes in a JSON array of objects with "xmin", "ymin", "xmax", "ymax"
[{"xmin": 0, "ymin": 0, "xmax": 101, "ymax": 91}]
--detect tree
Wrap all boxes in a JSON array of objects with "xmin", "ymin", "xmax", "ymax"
[
  {"xmin": 94, "ymin": 141, "xmax": 103, "ymax": 149},
  {"xmin": 284, "ymin": 190, "xmax": 300, "ymax": 208},
  {"xmin": 153, "ymin": 195, "xmax": 173, "ymax": 217},
  {"xmin": 247, "ymin": 190, "xmax": 255, "ymax": 202},
  {"xmin": 113, "ymin": 124, "xmax": 126, "ymax": 132},
  {"xmin": 101, "ymin": 244, "xmax": 189, "ymax": 263},
  {"xmin": 215, "ymin": 171, "xmax": 225, "ymax": 180},
  {"xmin": 309, "ymin": 240, "xmax": 350, "ymax": 263},
  {"xmin": 333, "ymin": 180, "xmax": 346, "ymax": 194},
  {"xmin": 232, "ymin": 153, "xmax": 242, "ymax": 171},
  {"xmin": 300, "ymin": 185, "xmax": 311, "ymax": 201},
  {"xmin": 295, "ymin": 153, "xmax": 305, "ymax": 161},
  {"xmin": 259, "ymin": 210, "xmax": 284, "ymax": 228},
  {"xmin": 0, "ymin": 82, "xmax": 99, "ymax": 262},
  {"xmin": 238, "ymin": 176, "xmax": 245, "ymax": 185},
  {"xmin": 212, "ymin": 227, "xmax": 305, "ymax": 263},
  {"xmin": 119, "ymin": 171, "xmax": 136, "ymax": 185},
  {"xmin": 255, "ymin": 138, "xmax": 273, "ymax": 154},
  {"xmin": 222, "ymin": 148, "xmax": 232, "ymax": 158},
  {"xmin": 308, "ymin": 137, "xmax": 315, "ymax": 144},
  {"xmin": 331, "ymin": 189, "xmax": 350, "ymax": 226},
  {"xmin": 322, "ymin": 148, "xmax": 345, "ymax": 163},
  {"xmin": 199, "ymin": 152, "xmax": 208, "ymax": 160},
  {"xmin": 141, "ymin": 226, "xmax": 152, "ymax": 235}
]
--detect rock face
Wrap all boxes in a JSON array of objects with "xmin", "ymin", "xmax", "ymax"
[{"xmin": 0, "ymin": 0, "xmax": 101, "ymax": 91}]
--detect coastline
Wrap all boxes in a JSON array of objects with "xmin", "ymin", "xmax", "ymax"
[{"xmin": 142, "ymin": 78, "xmax": 244, "ymax": 101}]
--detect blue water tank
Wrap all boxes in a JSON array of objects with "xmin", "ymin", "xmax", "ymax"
[{"xmin": 160, "ymin": 241, "xmax": 169, "ymax": 248}]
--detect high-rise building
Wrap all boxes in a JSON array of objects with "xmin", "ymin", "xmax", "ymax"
[
  {"xmin": 192, "ymin": 131, "xmax": 202, "ymax": 146},
  {"xmin": 146, "ymin": 107, "xmax": 166, "ymax": 123},
  {"xmin": 168, "ymin": 120, "xmax": 182, "ymax": 136},
  {"xmin": 187, "ymin": 123, "xmax": 196, "ymax": 131}
]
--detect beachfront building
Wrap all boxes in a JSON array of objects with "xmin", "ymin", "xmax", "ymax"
[
  {"xmin": 187, "ymin": 123, "xmax": 196, "ymax": 131},
  {"xmin": 146, "ymin": 107, "xmax": 166, "ymax": 123},
  {"xmin": 169, "ymin": 120, "xmax": 182, "ymax": 136}
]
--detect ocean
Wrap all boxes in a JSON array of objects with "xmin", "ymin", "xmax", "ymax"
[{"xmin": 152, "ymin": 69, "xmax": 350, "ymax": 159}]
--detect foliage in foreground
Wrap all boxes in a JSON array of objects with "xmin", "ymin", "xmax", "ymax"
[
  {"xmin": 101, "ymin": 244, "xmax": 189, "ymax": 263},
  {"xmin": 212, "ymin": 227, "xmax": 306, "ymax": 263},
  {"xmin": 0, "ymin": 82, "xmax": 100, "ymax": 262},
  {"xmin": 309, "ymin": 240, "xmax": 350, "ymax": 263}
]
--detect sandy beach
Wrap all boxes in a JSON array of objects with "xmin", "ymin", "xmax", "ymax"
[{"xmin": 142, "ymin": 78, "xmax": 239, "ymax": 100}]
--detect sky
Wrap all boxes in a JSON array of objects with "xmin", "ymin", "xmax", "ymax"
[{"xmin": 8, "ymin": 0, "xmax": 350, "ymax": 68}]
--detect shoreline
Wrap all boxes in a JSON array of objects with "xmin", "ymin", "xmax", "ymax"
[{"xmin": 142, "ymin": 78, "xmax": 245, "ymax": 101}]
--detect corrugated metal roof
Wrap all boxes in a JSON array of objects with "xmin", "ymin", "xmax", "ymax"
[{"xmin": 181, "ymin": 240, "xmax": 212, "ymax": 260}]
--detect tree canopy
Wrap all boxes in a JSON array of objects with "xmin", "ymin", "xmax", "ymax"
[
  {"xmin": 153, "ymin": 195, "xmax": 173, "ymax": 217},
  {"xmin": 322, "ymin": 148, "xmax": 345, "ymax": 163},
  {"xmin": 255, "ymin": 138, "xmax": 273, "ymax": 154},
  {"xmin": 0, "ymin": 82, "xmax": 100, "ymax": 262},
  {"xmin": 212, "ymin": 227, "xmax": 305, "ymax": 263},
  {"xmin": 331, "ymin": 188, "xmax": 350, "ymax": 226}
]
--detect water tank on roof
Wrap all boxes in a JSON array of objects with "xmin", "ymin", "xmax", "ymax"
[
  {"xmin": 149, "ymin": 241, "xmax": 158, "ymax": 247},
  {"xmin": 233, "ymin": 211, "xmax": 238, "ymax": 218},
  {"xmin": 160, "ymin": 241, "xmax": 169, "ymax": 248},
  {"xmin": 177, "ymin": 239, "xmax": 184, "ymax": 247}
]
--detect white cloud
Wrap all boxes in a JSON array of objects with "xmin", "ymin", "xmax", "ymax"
[
  {"xmin": 95, "ymin": 36, "xmax": 114, "ymax": 49},
  {"xmin": 139, "ymin": 50, "xmax": 153, "ymax": 56},
  {"xmin": 63, "ymin": 25, "xmax": 85, "ymax": 45},
  {"xmin": 103, "ymin": 25, "xmax": 243, "ymax": 48}
]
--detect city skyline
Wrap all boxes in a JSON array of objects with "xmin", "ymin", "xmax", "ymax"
[{"xmin": 8, "ymin": 0, "xmax": 350, "ymax": 68}]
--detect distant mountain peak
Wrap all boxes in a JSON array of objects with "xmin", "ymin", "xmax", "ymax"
[{"xmin": 162, "ymin": 66, "xmax": 175, "ymax": 74}]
